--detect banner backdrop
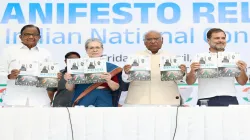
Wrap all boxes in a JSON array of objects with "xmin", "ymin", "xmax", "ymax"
[{"xmin": 0, "ymin": 0, "xmax": 250, "ymax": 105}]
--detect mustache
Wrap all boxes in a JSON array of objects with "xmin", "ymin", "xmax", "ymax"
[
  {"xmin": 215, "ymin": 48, "xmax": 225, "ymax": 51},
  {"xmin": 216, "ymin": 42, "xmax": 224, "ymax": 44}
]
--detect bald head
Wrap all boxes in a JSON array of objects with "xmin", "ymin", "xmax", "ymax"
[{"xmin": 143, "ymin": 30, "xmax": 163, "ymax": 54}]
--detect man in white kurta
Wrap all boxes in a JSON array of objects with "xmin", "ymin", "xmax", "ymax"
[
  {"xmin": 122, "ymin": 31, "xmax": 186, "ymax": 105},
  {"xmin": 0, "ymin": 25, "xmax": 52, "ymax": 106}
]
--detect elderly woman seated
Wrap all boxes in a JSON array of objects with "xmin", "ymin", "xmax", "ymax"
[{"xmin": 64, "ymin": 38, "xmax": 122, "ymax": 107}]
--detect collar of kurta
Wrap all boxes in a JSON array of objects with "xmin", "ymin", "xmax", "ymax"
[{"xmin": 20, "ymin": 45, "xmax": 39, "ymax": 51}]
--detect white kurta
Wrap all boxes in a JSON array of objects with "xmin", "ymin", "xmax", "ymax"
[
  {"xmin": 122, "ymin": 50, "xmax": 181, "ymax": 105},
  {"xmin": 0, "ymin": 45, "xmax": 52, "ymax": 106}
]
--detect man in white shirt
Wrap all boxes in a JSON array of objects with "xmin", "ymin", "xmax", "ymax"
[
  {"xmin": 0, "ymin": 24, "xmax": 52, "ymax": 107},
  {"xmin": 122, "ymin": 30, "xmax": 186, "ymax": 106},
  {"xmin": 186, "ymin": 28, "xmax": 248, "ymax": 106}
]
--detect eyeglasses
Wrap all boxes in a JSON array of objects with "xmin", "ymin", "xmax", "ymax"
[
  {"xmin": 22, "ymin": 33, "xmax": 40, "ymax": 38},
  {"xmin": 88, "ymin": 46, "xmax": 102, "ymax": 50},
  {"xmin": 144, "ymin": 37, "xmax": 161, "ymax": 42}
]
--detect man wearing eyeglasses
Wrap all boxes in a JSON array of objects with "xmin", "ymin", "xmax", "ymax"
[
  {"xmin": 122, "ymin": 30, "xmax": 186, "ymax": 106},
  {"xmin": 0, "ymin": 24, "xmax": 52, "ymax": 107}
]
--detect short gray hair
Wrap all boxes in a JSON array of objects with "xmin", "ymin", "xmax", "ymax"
[
  {"xmin": 143, "ymin": 30, "xmax": 162, "ymax": 41},
  {"xmin": 85, "ymin": 38, "xmax": 103, "ymax": 49}
]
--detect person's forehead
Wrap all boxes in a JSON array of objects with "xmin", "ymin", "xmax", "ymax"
[
  {"xmin": 23, "ymin": 27, "xmax": 39, "ymax": 33},
  {"xmin": 145, "ymin": 32, "xmax": 161, "ymax": 38},
  {"xmin": 68, "ymin": 54, "xmax": 79, "ymax": 58},
  {"xmin": 211, "ymin": 32, "xmax": 225, "ymax": 37},
  {"xmin": 88, "ymin": 41, "xmax": 102, "ymax": 46}
]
